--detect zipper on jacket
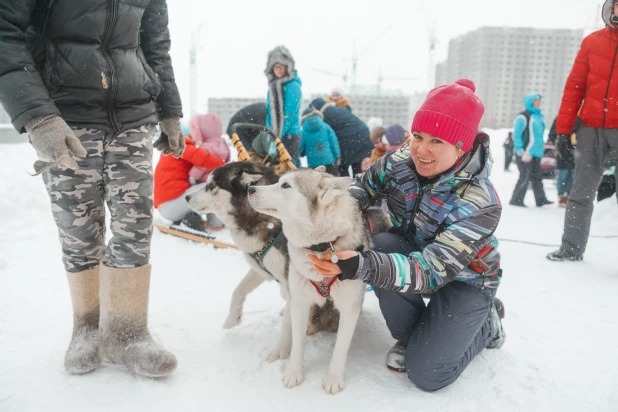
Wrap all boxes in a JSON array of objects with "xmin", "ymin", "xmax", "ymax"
[
  {"xmin": 31, "ymin": 0, "xmax": 57, "ymax": 58},
  {"xmin": 602, "ymin": 41, "xmax": 618, "ymax": 127},
  {"xmin": 101, "ymin": 0, "xmax": 121, "ymax": 132}
]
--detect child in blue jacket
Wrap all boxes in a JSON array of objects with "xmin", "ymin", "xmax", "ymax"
[{"xmin": 300, "ymin": 109, "xmax": 341, "ymax": 175}]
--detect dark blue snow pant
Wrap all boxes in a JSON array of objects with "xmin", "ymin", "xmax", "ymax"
[{"xmin": 372, "ymin": 233, "xmax": 497, "ymax": 392}]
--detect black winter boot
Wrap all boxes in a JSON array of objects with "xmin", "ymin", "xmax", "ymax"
[
  {"xmin": 180, "ymin": 212, "xmax": 205, "ymax": 232},
  {"xmin": 385, "ymin": 341, "xmax": 407, "ymax": 372},
  {"xmin": 487, "ymin": 298, "xmax": 506, "ymax": 349},
  {"xmin": 546, "ymin": 248, "xmax": 583, "ymax": 262}
]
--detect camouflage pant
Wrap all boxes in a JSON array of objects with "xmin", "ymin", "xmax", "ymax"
[{"xmin": 42, "ymin": 125, "xmax": 155, "ymax": 273}]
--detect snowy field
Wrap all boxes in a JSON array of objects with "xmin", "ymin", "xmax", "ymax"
[{"xmin": 1, "ymin": 129, "xmax": 617, "ymax": 412}]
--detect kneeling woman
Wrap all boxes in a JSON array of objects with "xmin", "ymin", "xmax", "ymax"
[{"xmin": 311, "ymin": 79, "xmax": 506, "ymax": 392}]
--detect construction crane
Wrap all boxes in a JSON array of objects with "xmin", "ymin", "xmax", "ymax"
[
  {"xmin": 415, "ymin": 0, "xmax": 437, "ymax": 89},
  {"xmin": 312, "ymin": 68, "xmax": 348, "ymax": 91},
  {"xmin": 347, "ymin": 25, "xmax": 393, "ymax": 94},
  {"xmin": 377, "ymin": 68, "xmax": 416, "ymax": 95}
]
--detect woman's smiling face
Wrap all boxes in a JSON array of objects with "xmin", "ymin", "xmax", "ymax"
[{"xmin": 409, "ymin": 131, "xmax": 463, "ymax": 179}]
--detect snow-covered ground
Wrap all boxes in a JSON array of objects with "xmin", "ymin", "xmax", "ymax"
[{"xmin": 1, "ymin": 129, "xmax": 617, "ymax": 412}]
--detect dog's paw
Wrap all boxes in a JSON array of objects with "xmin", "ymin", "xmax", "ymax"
[
  {"xmin": 322, "ymin": 373, "xmax": 345, "ymax": 395},
  {"xmin": 222, "ymin": 315, "xmax": 241, "ymax": 329},
  {"xmin": 283, "ymin": 369, "xmax": 304, "ymax": 389},
  {"xmin": 264, "ymin": 345, "xmax": 291, "ymax": 362}
]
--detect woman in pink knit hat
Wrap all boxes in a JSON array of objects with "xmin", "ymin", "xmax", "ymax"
[{"xmin": 311, "ymin": 80, "xmax": 506, "ymax": 391}]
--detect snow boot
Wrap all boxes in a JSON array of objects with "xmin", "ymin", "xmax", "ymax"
[
  {"xmin": 99, "ymin": 264, "xmax": 177, "ymax": 377},
  {"xmin": 180, "ymin": 211, "xmax": 205, "ymax": 232},
  {"xmin": 536, "ymin": 199, "xmax": 554, "ymax": 207},
  {"xmin": 557, "ymin": 195, "xmax": 568, "ymax": 208},
  {"xmin": 546, "ymin": 248, "xmax": 583, "ymax": 262},
  {"xmin": 65, "ymin": 266, "xmax": 101, "ymax": 374},
  {"xmin": 509, "ymin": 200, "xmax": 527, "ymax": 207},
  {"xmin": 385, "ymin": 341, "xmax": 407, "ymax": 372},
  {"xmin": 487, "ymin": 298, "xmax": 506, "ymax": 349}
]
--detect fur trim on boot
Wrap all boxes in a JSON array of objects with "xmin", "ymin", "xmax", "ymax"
[
  {"xmin": 65, "ymin": 266, "xmax": 101, "ymax": 374},
  {"xmin": 99, "ymin": 264, "xmax": 177, "ymax": 377}
]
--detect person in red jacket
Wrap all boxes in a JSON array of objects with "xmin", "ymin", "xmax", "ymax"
[
  {"xmin": 154, "ymin": 130, "xmax": 226, "ymax": 231},
  {"xmin": 547, "ymin": 0, "xmax": 618, "ymax": 262}
]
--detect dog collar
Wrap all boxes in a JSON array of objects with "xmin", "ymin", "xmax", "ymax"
[{"xmin": 306, "ymin": 238, "xmax": 340, "ymax": 263}]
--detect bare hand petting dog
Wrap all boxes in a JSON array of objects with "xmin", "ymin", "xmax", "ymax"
[{"xmin": 309, "ymin": 251, "xmax": 359, "ymax": 279}]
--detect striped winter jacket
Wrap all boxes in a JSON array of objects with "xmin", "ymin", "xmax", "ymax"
[{"xmin": 349, "ymin": 133, "xmax": 502, "ymax": 294}]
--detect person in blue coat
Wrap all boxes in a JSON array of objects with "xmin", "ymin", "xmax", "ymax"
[
  {"xmin": 509, "ymin": 93, "xmax": 553, "ymax": 207},
  {"xmin": 300, "ymin": 108, "xmax": 341, "ymax": 175},
  {"xmin": 264, "ymin": 46, "xmax": 302, "ymax": 165},
  {"xmin": 310, "ymin": 97, "xmax": 373, "ymax": 176}
]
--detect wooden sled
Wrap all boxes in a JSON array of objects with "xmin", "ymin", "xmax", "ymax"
[
  {"xmin": 229, "ymin": 123, "xmax": 297, "ymax": 174},
  {"xmin": 156, "ymin": 224, "xmax": 238, "ymax": 250}
]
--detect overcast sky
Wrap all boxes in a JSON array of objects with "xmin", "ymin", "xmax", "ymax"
[{"xmin": 166, "ymin": 0, "xmax": 603, "ymax": 111}]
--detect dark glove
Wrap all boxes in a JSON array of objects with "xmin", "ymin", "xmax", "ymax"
[
  {"xmin": 25, "ymin": 114, "xmax": 87, "ymax": 175},
  {"xmin": 334, "ymin": 157, "xmax": 341, "ymax": 167},
  {"xmin": 155, "ymin": 117, "xmax": 185, "ymax": 157},
  {"xmin": 336, "ymin": 254, "xmax": 360, "ymax": 281}
]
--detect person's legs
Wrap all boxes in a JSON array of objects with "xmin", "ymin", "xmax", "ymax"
[
  {"xmin": 510, "ymin": 157, "xmax": 530, "ymax": 205},
  {"xmin": 42, "ymin": 128, "xmax": 107, "ymax": 373},
  {"xmin": 99, "ymin": 124, "xmax": 177, "ymax": 377},
  {"xmin": 350, "ymin": 161, "xmax": 364, "ymax": 176},
  {"xmin": 282, "ymin": 134, "xmax": 300, "ymax": 166},
  {"xmin": 338, "ymin": 160, "xmax": 351, "ymax": 177},
  {"xmin": 324, "ymin": 163, "xmax": 339, "ymax": 176},
  {"xmin": 406, "ymin": 282, "xmax": 496, "ymax": 391},
  {"xmin": 158, "ymin": 182, "xmax": 207, "ymax": 223},
  {"xmin": 371, "ymin": 233, "xmax": 425, "ymax": 343},
  {"xmin": 557, "ymin": 169, "xmax": 568, "ymax": 196},
  {"xmin": 561, "ymin": 127, "xmax": 608, "ymax": 255},
  {"xmin": 607, "ymin": 129, "xmax": 618, "ymax": 204},
  {"xmin": 565, "ymin": 169, "xmax": 575, "ymax": 195},
  {"xmin": 529, "ymin": 157, "xmax": 551, "ymax": 205}
]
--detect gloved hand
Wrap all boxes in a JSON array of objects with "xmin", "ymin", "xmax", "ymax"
[
  {"xmin": 334, "ymin": 157, "xmax": 341, "ymax": 167},
  {"xmin": 515, "ymin": 149, "xmax": 524, "ymax": 158},
  {"xmin": 155, "ymin": 117, "xmax": 185, "ymax": 158},
  {"xmin": 521, "ymin": 152, "xmax": 532, "ymax": 163},
  {"xmin": 25, "ymin": 114, "xmax": 87, "ymax": 175}
]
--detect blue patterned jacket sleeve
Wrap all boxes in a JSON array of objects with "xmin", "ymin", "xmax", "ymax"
[
  {"xmin": 348, "ymin": 155, "xmax": 390, "ymax": 210},
  {"xmin": 354, "ymin": 204, "xmax": 501, "ymax": 295}
]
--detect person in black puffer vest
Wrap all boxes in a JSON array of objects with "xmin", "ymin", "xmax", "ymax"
[{"xmin": 0, "ymin": 0, "xmax": 182, "ymax": 378}]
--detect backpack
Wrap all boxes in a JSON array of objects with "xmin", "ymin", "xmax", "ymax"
[{"xmin": 517, "ymin": 110, "xmax": 532, "ymax": 149}]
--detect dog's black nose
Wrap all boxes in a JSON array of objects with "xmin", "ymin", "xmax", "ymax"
[
  {"xmin": 248, "ymin": 186, "xmax": 256, "ymax": 194},
  {"xmin": 185, "ymin": 194, "xmax": 192, "ymax": 202}
]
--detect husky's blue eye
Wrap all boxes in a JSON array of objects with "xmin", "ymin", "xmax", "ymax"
[{"xmin": 281, "ymin": 182, "xmax": 291, "ymax": 189}]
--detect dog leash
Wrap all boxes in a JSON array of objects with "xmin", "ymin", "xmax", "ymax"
[{"xmin": 249, "ymin": 230, "xmax": 283, "ymax": 282}]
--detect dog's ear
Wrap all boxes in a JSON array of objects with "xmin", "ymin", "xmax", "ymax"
[
  {"xmin": 320, "ymin": 176, "xmax": 353, "ymax": 204},
  {"xmin": 314, "ymin": 165, "xmax": 327, "ymax": 173},
  {"xmin": 239, "ymin": 171, "xmax": 264, "ymax": 187}
]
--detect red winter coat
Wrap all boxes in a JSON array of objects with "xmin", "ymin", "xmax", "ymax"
[
  {"xmin": 154, "ymin": 137, "xmax": 225, "ymax": 208},
  {"xmin": 557, "ymin": 26, "xmax": 618, "ymax": 134}
]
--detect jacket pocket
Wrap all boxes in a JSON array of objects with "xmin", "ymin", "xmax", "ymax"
[{"xmin": 137, "ymin": 49, "xmax": 162, "ymax": 99}]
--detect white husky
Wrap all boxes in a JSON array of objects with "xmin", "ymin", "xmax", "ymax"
[{"xmin": 248, "ymin": 166, "xmax": 371, "ymax": 394}]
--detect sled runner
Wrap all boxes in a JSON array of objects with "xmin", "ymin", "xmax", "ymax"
[{"xmin": 155, "ymin": 224, "xmax": 238, "ymax": 250}]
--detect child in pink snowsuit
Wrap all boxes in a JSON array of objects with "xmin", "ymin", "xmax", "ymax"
[{"xmin": 188, "ymin": 113, "xmax": 230, "ymax": 230}]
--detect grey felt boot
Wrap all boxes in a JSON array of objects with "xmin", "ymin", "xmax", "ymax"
[
  {"xmin": 65, "ymin": 266, "xmax": 101, "ymax": 374},
  {"xmin": 99, "ymin": 264, "xmax": 177, "ymax": 377}
]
